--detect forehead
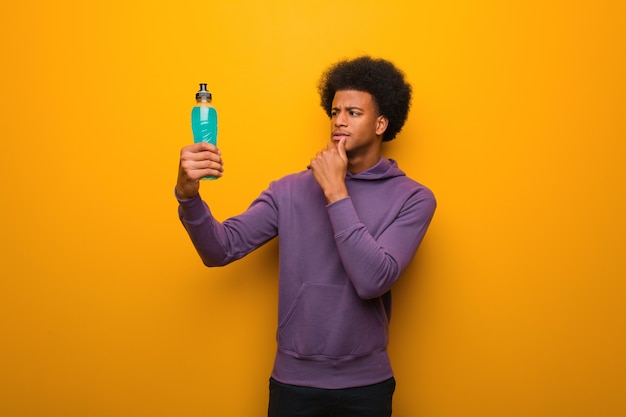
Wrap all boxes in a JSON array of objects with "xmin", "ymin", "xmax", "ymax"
[{"xmin": 331, "ymin": 90, "xmax": 376, "ymax": 108}]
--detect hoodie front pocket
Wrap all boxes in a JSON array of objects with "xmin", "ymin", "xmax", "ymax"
[{"xmin": 277, "ymin": 283, "xmax": 388, "ymax": 359}]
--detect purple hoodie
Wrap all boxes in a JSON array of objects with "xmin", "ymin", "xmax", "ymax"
[{"xmin": 177, "ymin": 157, "xmax": 436, "ymax": 389}]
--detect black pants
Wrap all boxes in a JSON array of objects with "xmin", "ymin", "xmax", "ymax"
[{"xmin": 268, "ymin": 377, "xmax": 396, "ymax": 417}]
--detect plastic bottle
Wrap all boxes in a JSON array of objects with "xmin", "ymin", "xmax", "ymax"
[{"xmin": 191, "ymin": 83, "xmax": 218, "ymax": 180}]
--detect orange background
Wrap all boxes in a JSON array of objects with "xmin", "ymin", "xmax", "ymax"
[{"xmin": 1, "ymin": 1, "xmax": 625, "ymax": 416}]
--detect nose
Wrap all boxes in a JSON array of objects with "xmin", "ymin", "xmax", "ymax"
[{"xmin": 333, "ymin": 111, "xmax": 347, "ymax": 127}]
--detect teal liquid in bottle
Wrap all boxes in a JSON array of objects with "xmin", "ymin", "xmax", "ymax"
[{"xmin": 191, "ymin": 83, "xmax": 218, "ymax": 180}]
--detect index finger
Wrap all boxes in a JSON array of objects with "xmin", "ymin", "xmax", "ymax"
[
  {"xmin": 181, "ymin": 142, "xmax": 220, "ymax": 158},
  {"xmin": 191, "ymin": 141, "xmax": 219, "ymax": 152}
]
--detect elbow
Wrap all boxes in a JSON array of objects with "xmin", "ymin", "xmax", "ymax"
[
  {"xmin": 351, "ymin": 256, "xmax": 400, "ymax": 299},
  {"xmin": 201, "ymin": 258, "xmax": 220, "ymax": 268},
  {"xmin": 200, "ymin": 258, "xmax": 231, "ymax": 268},
  {"xmin": 198, "ymin": 251, "xmax": 230, "ymax": 268},
  {"xmin": 353, "ymin": 273, "xmax": 399, "ymax": 300},
  {"xmin": 355, "ymin": 286, "xmax": 385, "ymax": 300}
]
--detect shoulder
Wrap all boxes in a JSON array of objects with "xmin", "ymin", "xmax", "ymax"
[
  {"xmin": 383, "ymin": 171, "xmax": 436, "ymax": 216},
  {"xmin": 388, "ymin": 160, "xmax": 436, "ymax": 201},
  {"xmin": 270, "ymin": 170, "xmax": 315, "ymax": 188},
  {"xmin": 265, "ymin": 170, "xmax": 319, "ymax": 197},
  {"xmin": 386, "ymin": 173, "xmax": 435, "ymax": 202}
]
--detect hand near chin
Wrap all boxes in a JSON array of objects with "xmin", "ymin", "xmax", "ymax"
[{"xmin": 309, "ymin": 139, "xmax": 349, "ymax": 204}]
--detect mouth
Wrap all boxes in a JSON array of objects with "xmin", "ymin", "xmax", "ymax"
[{"xmin": 332, "ymin": 131, "xmax": 350, "ymax": 141}]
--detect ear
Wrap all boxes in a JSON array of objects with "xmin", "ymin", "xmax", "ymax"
[{"xmin": 375, "ymin": 115, "xmax": 389, "ymax": 136}]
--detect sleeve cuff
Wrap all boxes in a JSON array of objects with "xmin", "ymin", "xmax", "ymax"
[
  {"xmin": 175, "ymin": 190, "xmax": 211, "ymax": 223},
  {"xmin": 326, "ymin": 197, "xmax": 360, "ymax": 236}
]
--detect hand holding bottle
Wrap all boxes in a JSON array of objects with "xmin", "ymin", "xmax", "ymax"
[{"xmin": 176, "ymin": 142, "xmax": 223, "ymax": 200}]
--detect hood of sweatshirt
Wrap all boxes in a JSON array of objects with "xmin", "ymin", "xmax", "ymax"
[{"xmin": 345, "ymin": 157, "xmax": 406, "ymax": 181}]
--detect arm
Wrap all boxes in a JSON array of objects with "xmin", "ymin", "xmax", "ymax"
[
  {"xmin": 327, "ymin": 190, "xmax": 436, "ymax": 299},
  {"xmin": 176, "ymin": 142, "xmax": 278, "ymax": 266},
  {"xmin": 177, "ymin": 192, "xmax": 279, "ymax": 266},
  {"xmin": 309, "ymin": 139, "xmax": 436, "ymax": 298}
]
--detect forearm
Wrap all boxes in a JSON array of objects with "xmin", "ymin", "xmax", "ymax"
[
  {"xmin": 327, "ymin": 200, "xmax": 398, "ymax": 298},
  {"xmin": 323, "ymin": 183, "xmax": 349, "ymax": 205},
  {"xmin": 177, "ymin": 190, "xmax": 279, "ymax": 267},
  {"xmin": 177, "ymin": 193, "xmax": 231, "ymax": 266},
  {"xmin": 327, "ymin": 195, "xmax": 435, "ymax": 299},
  {"xmin": 338, "ymin": 235, "xmax": 400, "ymax": 299}
]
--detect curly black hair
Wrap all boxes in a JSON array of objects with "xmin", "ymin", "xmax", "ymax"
[{"xmin": 318, "ymin": 56, "xmax": 412, "ymax": 142}]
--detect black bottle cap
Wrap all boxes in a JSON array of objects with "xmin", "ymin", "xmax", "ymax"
[{"xmin": 196, "ymin": 83, "xmax": 212, "ymax": 100}]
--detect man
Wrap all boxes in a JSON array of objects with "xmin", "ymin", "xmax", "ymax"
[{"xmin": 175, "ymin": 56, "xmax": 436, "ymax": 417}]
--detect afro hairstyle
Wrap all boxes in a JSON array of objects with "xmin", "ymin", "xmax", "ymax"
[{"xmin": 318, "ymin": 56, "xmax": 412, "ymax": 142}]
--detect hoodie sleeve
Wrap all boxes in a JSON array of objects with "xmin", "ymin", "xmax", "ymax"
[
  {"xmin": 326, "ymin": 188, "xmax": 436, "ymax": 299},
  {"xmin": 177, "ymin": 190, "xmax": 279, "ymax": 266}
]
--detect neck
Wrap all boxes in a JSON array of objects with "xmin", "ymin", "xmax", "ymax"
[{"xmin": 347, "ymin": 152, "xmax": 382, "ymax": 174}]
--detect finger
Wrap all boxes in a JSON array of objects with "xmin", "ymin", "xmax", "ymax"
[
  {"xmin": 336, "ymin": 138, "xmax": 347, "ymax": 160},
  {"xmin": 190, "ymin": 141, "xmax": 220, "ymax": 154},
  {"xmin": 205, "ymin": 158, "xmax": 224, "ymax": 171},
  {"xmin": 189, "ymin": 160, "xmax": 223, "ymax": 180},
  {"xmin": 185, "ymin": 146, "xmax": 222, "ymax": 164}
]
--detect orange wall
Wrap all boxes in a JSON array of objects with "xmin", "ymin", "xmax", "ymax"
[{"xmin": 1, "ymin": 1, "xmax": 624, "ymax": 416}]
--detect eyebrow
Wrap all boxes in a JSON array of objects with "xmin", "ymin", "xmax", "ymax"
[{"xmin": 332, "ymin": 106, "xmax": 364, "ymax": 112}]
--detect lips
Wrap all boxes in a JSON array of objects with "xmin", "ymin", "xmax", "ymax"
[{"xmin": 332, "ymin": 131, "xmax": 350, "ymax": 140}]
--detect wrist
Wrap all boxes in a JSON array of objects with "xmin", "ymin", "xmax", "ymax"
[
  {"xmin": 324, "ymin": 187, "xmax": 348, "ymax": 204},
  {"xmin": 175, "ymin": 184, "xmax": 198, "ymax": 201}
]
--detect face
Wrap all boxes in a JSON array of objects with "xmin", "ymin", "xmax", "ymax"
[{"xmin": 330, "ymin": 90, "xmax": 388, "ymax": 157}]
